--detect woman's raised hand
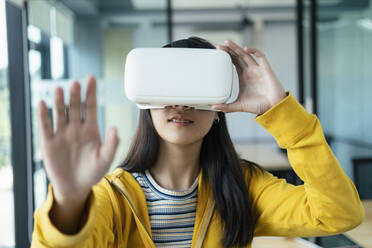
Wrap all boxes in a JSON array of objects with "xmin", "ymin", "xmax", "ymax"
[
  {"xmin": 37, "ymin": 76, "xmax": 119, "ymax": 205},
  {"xmin": 212, "ymin": 40, "xmax": 287, "ymax": 115}
]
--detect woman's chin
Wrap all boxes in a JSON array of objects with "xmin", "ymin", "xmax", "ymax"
[{"xmin": 164, "ymin": 136, "xmax": 201, "ymax": 146}]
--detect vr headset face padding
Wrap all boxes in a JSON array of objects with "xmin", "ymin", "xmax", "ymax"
[{"xmin": 124, "ymin": 48, "xmax": 238, "ymax": 111}]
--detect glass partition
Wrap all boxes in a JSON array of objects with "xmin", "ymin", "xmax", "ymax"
[{"xmin": 316, "ymin": 1, "xmax": 372, "ymax": 179}]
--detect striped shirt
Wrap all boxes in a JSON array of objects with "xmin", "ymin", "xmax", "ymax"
[{"xmin": 131, "ymin": 170, "xmax": 199, "ymax": 248}]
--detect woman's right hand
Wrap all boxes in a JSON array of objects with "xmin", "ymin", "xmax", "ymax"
[{"xmin": 37, "ymin": 75, "xmax": 119, "ymax": 205}]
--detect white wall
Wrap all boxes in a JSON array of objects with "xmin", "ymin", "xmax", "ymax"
[{"xmin": 102, "ymin": 28, "xmax": 135, "ymax": 171}]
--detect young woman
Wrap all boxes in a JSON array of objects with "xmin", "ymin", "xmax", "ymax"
[{"xmin": 31, "ymin": 37, "xmax": 364, "ymax": 248}]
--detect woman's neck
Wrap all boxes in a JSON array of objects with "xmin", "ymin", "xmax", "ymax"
[{"xmin": 150, "ymin": 139, "xmax": 202, "ymax": 191}]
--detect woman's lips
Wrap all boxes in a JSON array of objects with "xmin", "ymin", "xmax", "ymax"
[{"xmin": 168, "ymin": 120, "xmax": 193, "ymax": 126}]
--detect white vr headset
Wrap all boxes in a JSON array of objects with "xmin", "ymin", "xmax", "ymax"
[{"xmin": 124, "ymin": 48, "xmax": 238, "ymax": 111}]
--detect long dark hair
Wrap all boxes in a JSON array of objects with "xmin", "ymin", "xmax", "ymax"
[{"xmin": 119, "ymin": 37, "xmax": 265, "ymax": 247}]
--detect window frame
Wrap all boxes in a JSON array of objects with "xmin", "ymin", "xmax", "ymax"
[{"xmin": 6, "ymin": 0, "xmax": 34, "ymax": 246}]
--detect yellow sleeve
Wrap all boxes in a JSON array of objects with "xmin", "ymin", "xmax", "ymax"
[
  {"xmin": 247, "ymin": 92, "xmax": 364, "ymax": 237},
  {"xmin": 31, "ymin": 177, "xmax": 115, "ymax": 247}
]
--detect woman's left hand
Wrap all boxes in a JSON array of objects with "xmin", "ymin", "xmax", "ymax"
[{"xmin": 211, "ymin": 40, "xmax": 287, "ymax": 115}]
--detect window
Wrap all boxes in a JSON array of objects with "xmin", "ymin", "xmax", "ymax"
[{"xmin": 0, "ymin": 0, "xmax": 15, "ymax": 246}]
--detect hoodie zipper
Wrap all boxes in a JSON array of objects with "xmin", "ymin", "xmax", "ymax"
[
  {"xmin": 193, "ymin": 198, "xmax": 215, "ymax": 248},
  {"xmin": 110, "ymin": 179, "xmax": 155, "ymax": 248}
]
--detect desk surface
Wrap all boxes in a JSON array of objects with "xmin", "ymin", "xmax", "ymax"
[
  {"xmin": 345, "ymin": 200, "xmax": 372, "ymax": 248},
  {"xmin": 252, "ymin": 237, "xmax": 318, "ymax": 248}
]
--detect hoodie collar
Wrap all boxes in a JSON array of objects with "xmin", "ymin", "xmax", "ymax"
[{"xmin": 108, "ymin": 167, "xmax": 215, "ymax": 248}]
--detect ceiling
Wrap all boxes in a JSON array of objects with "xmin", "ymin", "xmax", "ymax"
[
  {"xmin": 133, "ymin": 0, "xmax": 295, "ymax": 10},
  {"xmin": 58, "ymin": 0, "xmax": 132, "ymax": 15},
  {"xmin": 57, "ymin": 0, "xmax": 370, "ymax": 27},
  {"xmin": 58, "ymin": 0, "xmax": 370, "ymax": 15},
  {"xmin": 59, "ymin": 0, "xmax": 296, "ymax": 16}
]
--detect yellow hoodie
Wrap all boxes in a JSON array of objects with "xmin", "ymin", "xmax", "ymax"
[{"xmin": 31, "ymin": 92, "xmax": 364, "ymax": 248}]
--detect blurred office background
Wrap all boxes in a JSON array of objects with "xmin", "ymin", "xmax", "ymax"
[{"xmin": 0, "ymin": 0, "xmax": 371, "ymax": 247}]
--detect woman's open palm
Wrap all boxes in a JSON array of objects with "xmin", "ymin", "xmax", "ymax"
[{"xmin": 37, "ymin": 76, "xmax": 119, "ymax": 203}]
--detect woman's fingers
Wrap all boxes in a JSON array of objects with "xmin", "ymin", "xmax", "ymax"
[
  {"xmin": 212, "ymin": 100, "xmax": 243, "ymax": 113},
  {"xmin": 38, "ymin": 100, "xmax": 53, "ymax": 140},
  {"xmin": 98, "ymin": 127, "xmax": 119, "ymax": 166},
  {"xmin": 218, "ymin": 44, "xmax": 246, "ymax": 67},
  {"xmin": 225, "ymin": 40, "xmax": 259, "ymax": 66},
  {"xmin": 53, "ymin": 87, "xmax": 66, "ymax": 131},
  {"xmin": 217, "ymin": 45, "xmax": 243, "ymax": 74},
  {"xmin": 84, "ymin": 76, "xmax": 97, "ymax": 124},
  {"xmin": 48, "ymin": 77, "xmax": 97, "ymax": 131},
  {"xmin": 244, "ymin": 47, "xmax": 269, "ymax": 67},
  {"xmin": 69, "ymin": 81, "xmax": 81, "ymax": 123}
]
